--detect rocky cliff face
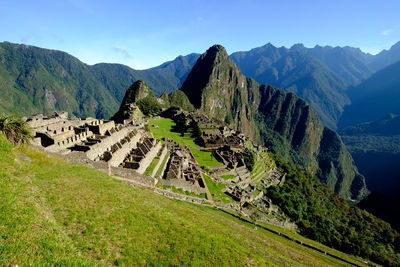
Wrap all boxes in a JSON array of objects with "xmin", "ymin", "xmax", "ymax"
[
  {"xmin": 119, "ymin": 80, "xmax": 151, "ymax": 106},
  {"xmin": 112, "ymin": 80, "xmax": 153, "ymax": 123},
  {"xmin": 180, "ymin": 45, "xmax": 367, "ymax": 200},
  {"xmin": 181, "ymin": 45, "xmax": 258, "ymax": 139}
]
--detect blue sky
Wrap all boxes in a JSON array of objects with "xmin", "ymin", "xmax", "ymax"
[{"xmin": 1, "ymin": 0, "xmax": 399, "ymax": 69}]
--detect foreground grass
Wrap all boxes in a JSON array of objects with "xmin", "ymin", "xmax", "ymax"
[{"xmin": 0, "ymin": 137, "xmax": 367, "ymax": 266}]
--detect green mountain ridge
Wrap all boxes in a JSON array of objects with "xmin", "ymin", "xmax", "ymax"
[
  {"xmin": 180, "ymin": 44, "xmax": 367, "ymax": 200},
  {"xmin": 0, "ymin": 41, "xmax": 199, "ymax": 119},
  {"xmin": 3, "ymin": 40, "xmax": 400, "ymax": 130}
]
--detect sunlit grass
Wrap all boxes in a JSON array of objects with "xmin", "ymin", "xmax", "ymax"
[{"xmin": 0, "ymin": 136, "xmax": 368, "ymax": 266}]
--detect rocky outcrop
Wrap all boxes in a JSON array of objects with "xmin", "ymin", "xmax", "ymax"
[
  {"xmin": 179, "ymin": 45, "xmax": 367, "ymax": 200},
  {"xmin": 112, "ymin": 80, "xmax": 153, "ymax": 123}
]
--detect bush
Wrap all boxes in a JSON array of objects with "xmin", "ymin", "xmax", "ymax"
[
  {"xmin": 242, "ymin": 151, "xmax": 256, "ymax": 171},
  {"xmin": 136, "ymin": 96, "xmax": 162, "ymax": 116},
  {"xmin": 0, "ymin": 115, "xmax": 32, "ymax": 144}
]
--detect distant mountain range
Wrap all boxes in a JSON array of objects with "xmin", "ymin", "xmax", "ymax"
[
  {"xmin": 339, "ymin": 60, "xmax": 400, "ymax": 128},
  {"xmin": 2, "ymin": 41, "xmax": 400, "ymax": 129},
  {"xmin": 0, "ymin": 42, "xmax": 198, "ymax": 119}
]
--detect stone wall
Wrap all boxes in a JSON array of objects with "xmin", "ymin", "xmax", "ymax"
[
  {"xmin": 86, "ymin": 127, "xmax": 131, "ymax": 161},
  {"xmin": 111, "ymin": 166, "xmax": 156, "ymax": 187},
  {"xmin": 154, "ymin": 188, "xmax": 211, "ymax": 204},
  {"xmin": 158, "ymin": 179, "xmax": 207, "ymax": 195},
  {"xmin": 151, "ymin": 145, "xmax": 168, "ymax": 177},
  {"xmin": 44, "ymin": 130, "xmax": 94, "ymax": 153},
  {"xmin": 28, "ymin": 116, "xmax": 64, "ymax": 129},
  {"xmin": 136, "ymin": 141, "xmax": 162, "ymax": 174},
  {"xmin": 88, "ymin": 120, "xmax": 115, "ymax": 135},
  {"xmin": 156, "ymin": 150, "xmax": 170, "ymax": 179},
  {"xmin": 108, "ymin": 131, "xmax": 143, "ymax": 167}
]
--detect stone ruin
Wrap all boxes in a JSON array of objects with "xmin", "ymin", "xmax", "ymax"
[
  {"xmin": 122, "ymin": 137, "xmax": 162, "ymax": 174},
  {"xmin": 27, "ymin": 111, "xmax": 156, "ymax": 174},
  {"xmin": 160, "ymin": 140, "xmax": 208, "ymax": 195},
  {"xmin": 213, "ymin": 146, "xmax": 245, "ymax": 169}
]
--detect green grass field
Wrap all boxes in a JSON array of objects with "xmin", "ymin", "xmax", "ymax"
[
  {"xmin": 220, "ymin": 174, "xmax": 236, "ymax": 180},
  {"xmin": 0, "ymin": 134, "xmax": 369, "ymax": 266},
  {"xmin": 149, "ymin": 117, "xmax": 222, "ymax": 167},
  {"xmin": 148, "ymin": 117, "xmax": 200, "ymax": 148},
  {"xmin": 143, "ymin": 156, "xmax": 160, "ymax": 176}
]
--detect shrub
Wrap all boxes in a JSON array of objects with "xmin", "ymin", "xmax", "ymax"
[
  {"xmin": 242, "ymin": 151, "xmax": 256, "ymax": 171},
  {"xmin": 0, "ymin": 115, "xmax": 32, "ymax": 144},
  {"xmin": 136, "ymin": 96, "xmax": 162, "ymax": 116}
]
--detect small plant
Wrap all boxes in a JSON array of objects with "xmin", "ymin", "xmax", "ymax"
[{"xmin": 0, "ymin": 115, "xmax": 32, "ymax": 144}]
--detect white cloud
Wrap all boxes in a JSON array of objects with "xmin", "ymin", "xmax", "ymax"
[
  {"xmin": 381, "ymin": 29, "xmax": 394, "ymax": 36},
  {"xmin": 112, "ymin": 47, "xmax": 133, "ymax": 59}
]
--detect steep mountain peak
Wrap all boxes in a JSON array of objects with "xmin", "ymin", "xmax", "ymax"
[
  {"xmin": 180, "ymin": 44, "xmax": 257, "ymax": 136},
  {"xmin": 112, "ymin": 80, "xmax": 156, "ymax": 123},
  {"xmin": 180, "ymin": 44, "xmax": 241, "ymax": 110},
  {"xmin": 202, "ymin": 44, "xmax": 229, "ymax": 64},
  {"xmin": 120, "ymin": 80, "xmax": 151, "ymax": 107},
  {"xmin": 290, "ymin": 43, "xmax": 306, "ymax": 51}
]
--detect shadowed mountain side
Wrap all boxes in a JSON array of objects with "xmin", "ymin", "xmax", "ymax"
[
  {"xmin": 255, "ymin": 85, "xmax": 366, "ymax": 199},
  {"xmin": 230, "ymin": 44, "xmax": 367, "ymax": 129},
  {"xmin": 339, "ymin": 60, "xmax": 400, "ymax": 129},
  {"xmin": 370, "ymin": 41, "xmax": 400, "ymax": 71},
  {"xmin": 340, "ymin": 115, "xmax": 400, "ymax": 199},
  {"xmin": 180, "ymin": 44, "xmax": 367, "ymax": 200}
]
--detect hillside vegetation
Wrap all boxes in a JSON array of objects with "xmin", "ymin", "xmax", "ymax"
[
  {"xmin": 266, "ymin": 155, "xmax": 400, "ymax": 266},
  {"xmin": 0, "ymin": 134, "xmax": 363, "ymax": 266},
  {"xmin": 0, "ymin": 42, "xmax": 198, "ymax": 119}
]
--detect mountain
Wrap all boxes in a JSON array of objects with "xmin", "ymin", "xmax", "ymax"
[
  {"xmin": 339, "ymin": 60, "xmax": 400, "ymax": 128},
  {"xmin": 111, "ymin": 80, "xmax": 160, "ymax": 122},
  {"xmin": 0, "ymin": 41, "xmax": 198, "ymax": 119},
  {"xmin": 358, "ymin": 192, "xmax": 400, "ymax": 233},
  {"xmin": 340, "ymin": 114, "xmax": 400, "ymax": 197},
  {"xmin": 300, "ymin": 44, "xmax": 374, "ymax": 85},
  {"xmin": 230, "ymin": 43, "xmax": 375, "ymax": 129},
  {"xmin": 370, "ymin": 41, "xmax": 400, "ymax": 71},
  {"xmin": 181, "ymin": 44, "xmax": 367, "ymax": 200}
]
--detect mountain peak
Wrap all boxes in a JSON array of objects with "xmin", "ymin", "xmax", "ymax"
[
  {"xmin": 180, "ymin": 44, "xmax": 237, "ymax": 109},
  {"xmin": 290, "ymin": 43, "xmax": 305, "ymax": 50},
  {"xmin": 209, "ymin": 44, "xmax": 226, "ymax": 52},
  {"xmin": 202, "ymin": 44, "xmax": 229, "ymax": 62},
  {"xmin": 121, "ymin": 80, "xmax": 151, "ymax": 106}
]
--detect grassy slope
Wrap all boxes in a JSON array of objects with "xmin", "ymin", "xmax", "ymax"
[
  {"xmin": 0, "ymin": 135, "xmax": 368, "ymax": 266},
  {"xmin": 148, "ymin": 117, "xmax": 222, "ymax": 167}
]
